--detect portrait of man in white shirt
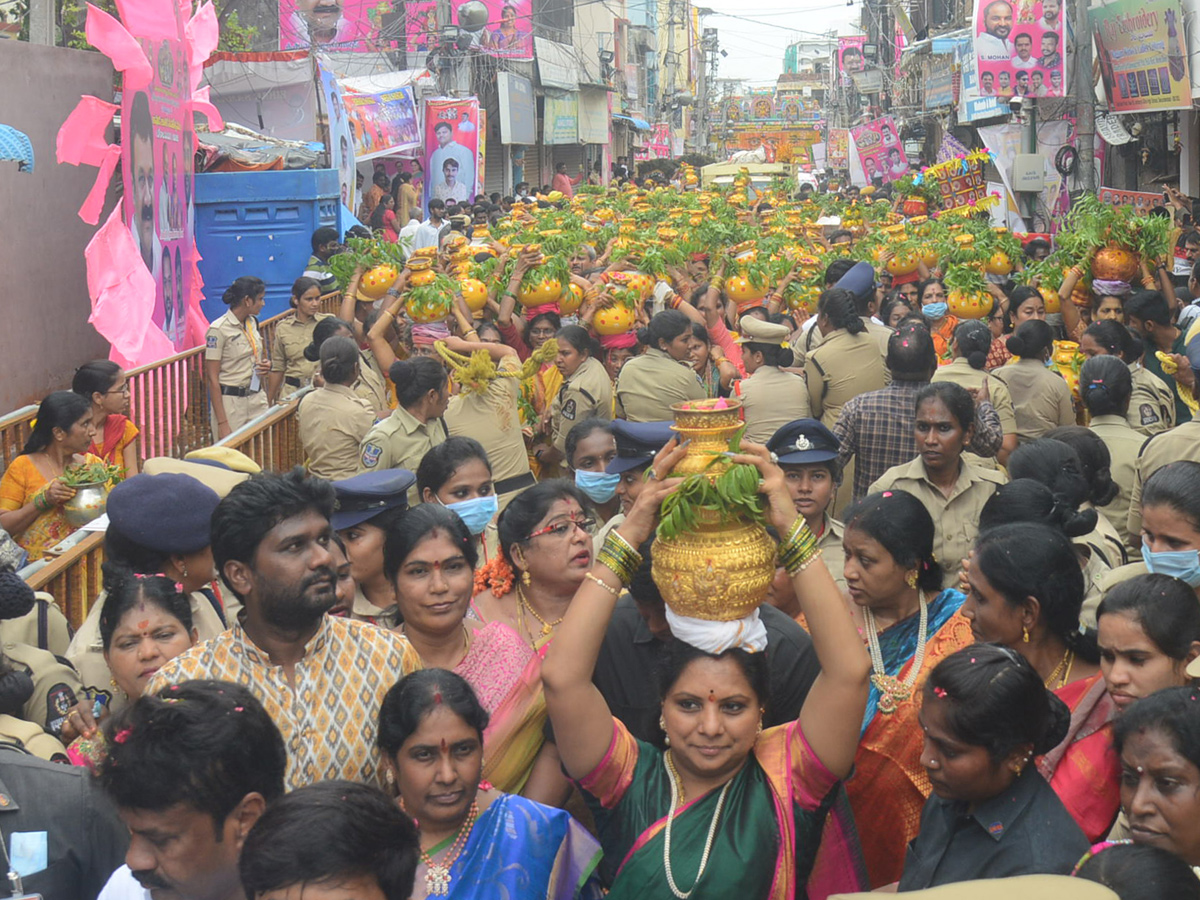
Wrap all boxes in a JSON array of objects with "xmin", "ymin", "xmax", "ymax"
[
  {"xmin": 1011, "ymin": 32, "xmax": 1038, "ymax": 68},
  {"xmin": 977, "ymin": 0, "xmax": 1015, "ymax": 60}
]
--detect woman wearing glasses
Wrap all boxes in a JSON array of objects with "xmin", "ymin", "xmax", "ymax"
[
  {"xmin": 470, "ymin": 481, "xmax": 595, "ymax": 805},
  {"xmin": 73, "ymin": 361, "xmax": 139, "ymax": 480}
]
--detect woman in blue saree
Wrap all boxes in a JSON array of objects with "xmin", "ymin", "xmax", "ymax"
[{"xmin": 378, "ymin": 668, "xmax": 603, "ymax": 900}]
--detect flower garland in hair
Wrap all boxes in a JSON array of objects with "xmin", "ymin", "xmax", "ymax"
[{"xmin": 473, "ymin": 556, "xmax": 515, "ymax": 598}]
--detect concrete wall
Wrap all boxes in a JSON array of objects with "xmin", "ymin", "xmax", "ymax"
[{"xmin": 0, "ymin": 43, "xmax": 115, "ymax": 411}]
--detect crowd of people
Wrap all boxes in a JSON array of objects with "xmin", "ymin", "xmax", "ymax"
[{"xmin": 6, "ymin": 176, "xmax": 1200, "ymax": 900}]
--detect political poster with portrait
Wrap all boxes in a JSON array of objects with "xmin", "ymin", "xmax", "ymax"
[
  {"xmin": 837, "ymin": 35, "xmax": 867, "ymax": 80},
  {"xmin": 317, "ymin": 63, "xmax": 357, "ymax": 213},
  {"xmin": 1091, "ymin": 0, "xmax": 1191, "ymax": 113},
  {"xmin": 973, "ymin": 0, "xmax": 1065, "ymax": 98},
  {"xmin": 342, "ymin": 86, "xmax": 421, "ymax": 160},
  {"xmin": 122, "ymin": 19, "xmax": 192, "ymax": 350},
  {"xmin": 850, "ymin": 116, "xmax": 908, "ymax": 184},
  {"xmin": 423, "ymin": 98, "xmax": 480, "ymax": 209},
  {"xmin": 280, "ymin": 0, "xmax": 381, "ymax": 50},
  {"xmin": 406, "ymin": 0, "xmax": 532, "ymax": 59}
]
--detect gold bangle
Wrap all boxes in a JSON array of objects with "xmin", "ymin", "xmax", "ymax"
[{"xmin": 585, "ymin": 571, "xmax": 621, "ymax": 597}]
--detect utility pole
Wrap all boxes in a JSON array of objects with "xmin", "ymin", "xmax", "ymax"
[
  {"xmin": 1073, "ymin": 0, "xmax": 1095, "ymax": 192},
  {"xmin": 28, "ymin": 0, "xmax": 53, "ymax": 44}
]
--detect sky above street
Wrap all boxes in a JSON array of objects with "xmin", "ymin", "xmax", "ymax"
[{"xmin": 701, "ymin": 0, "xmax": 860, "ymax": 85}]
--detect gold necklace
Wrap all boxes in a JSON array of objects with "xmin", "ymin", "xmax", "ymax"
[
  {"xmin": 402, "ymin": 624, "xmax": 471, "ymax": 667},
  {"xmin": 1044, "ymin": 649, "xmax": 1074, "ymax": 690},
  {"xmin": 864, "ymin": 594, "xmax": 928, "ymax": 715},
  {"xmin": 516, "ymin": 584, "xmax": 564, "ymax": 641},
  {"xmin": 419, "ymin": 799, "xmax": 479, "ymax": 896}
]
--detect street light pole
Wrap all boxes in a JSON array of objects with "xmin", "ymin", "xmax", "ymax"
[{"xmin": 1074, "ymin": 0, "xmax": 1095, "ymax": 192}]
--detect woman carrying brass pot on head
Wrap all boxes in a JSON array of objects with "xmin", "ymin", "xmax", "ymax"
[{"xmin": 542, "ymin": 435, "xmax": 872, "ymax": 898}]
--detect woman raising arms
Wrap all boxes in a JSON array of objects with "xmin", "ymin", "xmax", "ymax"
[{"xmin": 542, "ymin": 439, "xmax": 871, "ymax": 898}]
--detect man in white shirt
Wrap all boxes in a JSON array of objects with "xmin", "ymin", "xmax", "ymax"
[
  {"xmin": 1011, "ymin": 32, "xmax": 1038, "ymax": 68},
  {"xmin": 397, "ymin": 211, "xmax": 422, "ymax": 258},
  {"xmin": 412, "ymin": 199, "xmax": 448, "ymax": 251},
  {"xmin": 976, "ymin": 0, "xmax": 1015, "ymax": 59}
]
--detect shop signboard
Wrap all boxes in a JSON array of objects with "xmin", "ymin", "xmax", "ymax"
[{"xmin": 1091, "ymin": 0, "xmax": 1191, "ymax": 112}]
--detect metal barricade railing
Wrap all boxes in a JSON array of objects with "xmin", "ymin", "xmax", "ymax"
[
  {"xmin": 216, "ymin": 392, "xmax": 307, "ymax": 471},
  {"xmin": 25, "ymin": 532, "xmax": 105, "ymax": 628},
  {"xmin": 0, "ymin": 292, "xmax": 343, "ymax": 471}
]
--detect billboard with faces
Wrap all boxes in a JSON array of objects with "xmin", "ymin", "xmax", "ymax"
[
  {"xmin": 850, "ymin": 116, "xmax": 909, "ymax": 184},
  {"xmin": 122, "ymin": 29, "xmax": 192, "ymax": 350},
  {"xmin": 280, "ymin": 0, "xmax": 381, "ymax": 49},
  {"xmin": 973, "ymin": 0, "xmax": 1066, "ymax": 98},
  {"xmin": 423, "ymin": 98, "xmax": 480, "ymax": 210}
]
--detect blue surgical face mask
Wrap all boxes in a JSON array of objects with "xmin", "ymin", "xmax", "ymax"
[
  {"xmin": 441, "ymin": 494, "xmax": 498, "ymax": 535},
  {"xmin": 1044, "ymin": 355, "xmax": 1057, "ymax": 368},
  {"xmin": 922, "ymin": 302, "xmax": 948, "ymax": 320},
  {"xmin": 575, "ymin": 469, "xmax": 620, "ymax": 504},
  {"xmin": 1143, "ymin": 540, "xmax": 1200, "ymax": 587}
]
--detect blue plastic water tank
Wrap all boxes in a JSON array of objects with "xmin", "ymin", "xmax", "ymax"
[{"xmin": 194, "ymin": 169, "xmax": 340, "ymax": 322}]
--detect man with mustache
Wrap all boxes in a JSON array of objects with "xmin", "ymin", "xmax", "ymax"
[
  {"xmin": 127, "ymin": 91, "xmax": 156, "ymax": 274},
  {"xmin": 95, "ymin": 681, "xmax": 284, "ymax": 900},
  {"xmin": 977, "ymin": 0, "xmax": 1015, "ymax": 59},
  {"xmin": 145, "ymin": 470, "xmax": 421, "ymax": 789}
]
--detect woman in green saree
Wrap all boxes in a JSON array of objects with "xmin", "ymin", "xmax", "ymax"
[{"xmin": 543, "ymin": 439, "xmax": 871, "ymax": 899}]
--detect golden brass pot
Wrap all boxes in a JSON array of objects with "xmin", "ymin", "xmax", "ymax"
[{"xmin": 652, "ymin": 398, "xmax": 777, "ymax": 621}]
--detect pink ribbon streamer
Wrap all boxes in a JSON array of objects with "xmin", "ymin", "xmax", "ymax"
[{"xmin": 85, "ymin": 4, "xmax": 153, "ymax": 90}]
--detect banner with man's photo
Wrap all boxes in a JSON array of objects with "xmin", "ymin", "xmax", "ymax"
[
  {"xmin": 850, "ymin": 116, "xmax": 909, "ymax": 184},
  {"xmin": 280, "ymin": 0, "xmax": 383, "ymax": 50},
  {"xmin": 423, "ymin": 98, "xmax": 480, "ymax": 209},
  {"xmin": 973, "ymin": 0, "xmax": 1066, "ymax": 98},
  {"xmin": 122, "ymin": 18, "xmax": 193, "ymax": 351}
]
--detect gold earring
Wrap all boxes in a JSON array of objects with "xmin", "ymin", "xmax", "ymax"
[
  {"xmin": 659, "ymin": 715, "xmax": 670, "ymax": 747},
  {"xmin": 1022, "ymin": 627, "xmax": 1030, "ymax": 643},
  {"xmin": 521, "ymin": 570, "xmax": 531, "ymax": 586},
  {"xmin": 905, "ymin": 571, "xmax": 918, "ymax": 589},
  {"xmin": 385, "ymin": 769, "xmax": 394, "ymax": 786},
  {"xmin": 181, "ymin": 563, "xmax": 188, "ymax": 579}
]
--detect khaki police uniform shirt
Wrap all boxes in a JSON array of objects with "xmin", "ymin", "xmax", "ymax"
[
  {"xmin": 1089, "ymin": 414, "xmax": 1145, "ymax": 557},
  {"xmin": 990, "ymin": 358, "xmax": 1075, "ymax": 443},
  {"xmin": 791, "ymin": 321, "xmax": 824, "ymax": 368},
  {"xmin": 805, "ymin": 329, "xmax": 888, "ymax": 428},
  {"xmin": 736, "ymin": 366, "xmax": 811, "ymax": 444},
  {"xmin": 446, "ymin": 358, "xmax": 532, "ymax": 507},
  {"xmin": 358, "ymin": 405, "xmax": 448, "ymax": 504},
  {"xmin": 816, "ymin": 513, "xmax": 847, "ymax": 592},
  {"xmin": 66, "ymin": 586, "xmax": 230, "ymax": 716},
  {"xmin": 4, "ymin": 641, "xmax": 82, "ymax": 736},
  {"xmin": 299, "ymin": 383, "xmax": 376, "ymax": 481},
  {"xmin": 615, "ymin": 348, "xmax": 706, "ymax": 422},
  {"xmin": 932, "ymin": 357, "xmax": 1017, "ymax": 471},
  {"xmin": 355, "ymin": 352, "xmax": 391, "ymax": 418},
  {"xmin": 1127, "ymin": 420, "xmax": 1200, "ymax": 539},
  {"xmin": 550, "ymin": 357, "xmax": 613, "ymax": 454},
  {"xmin": 1128, "ymin": 363, "xmax": 1175, "ymax": 436},
  {"xmin": 870, "ymin": 456, "xmax": 1007, "ymax": 585},
  {"xmin": 0, "ymin": 593, "xmax": 71, "ymax": 656},
  {"xmin": 205, "ymin": 309, "xmax": 262, "ymax": 388},
  {"xmin": 862, "ymin": 317, "xmax": 893, "ymax": 358},
  {"xmin": 270, "ymin": 312, "xmax": 331, "ymax": 385}
]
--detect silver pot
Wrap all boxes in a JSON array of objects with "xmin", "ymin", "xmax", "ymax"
[{"xmin": 62, "ymin": 481, "xmax": 109, "ymax": 528}]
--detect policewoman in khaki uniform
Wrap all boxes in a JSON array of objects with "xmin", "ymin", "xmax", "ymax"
[
  {"xmin": 1080, "ymin": 355, "xmax": 1145, "ymax": 557},
  {"xmin": 298, "ymin": 335, "xmax": 375, "ymax": 481},
  {"xmin": 205, "ymin": 276, "xmax": 270, "ymax": 440},
  {"xmin": 546, "ymin": 325, "xmax": 612, "ymax": 463},
  {"xmin": 805, "ymin": 288, "xmax": 887, "ymax": 428},
  {"xmin": 734, "ymin": 316, "xmax": 810, "ymax": 445},
  {"xmin": 615, "ymin": 310, "xmax": 706, "ymax": 421},
  {"xmin": 306, "ymin": 316, "xmax": 391, "ymax": 419},
  {"xmin": 358, "ymin": 356, "xmax": 449, "ymax": 506},
  {"xmin": 931, "ymin": 319, "xmax": 1019, "ymax": 467},
  {"xmin": 767, "ymin": 418, "xmax": 848, "ymax": 594},
  {"xmin": 268, "ymin": 276, "xmax": 331, "ymax": 403},
  {"xmin": 869, "ymin": 382, "xmax": 1007, "ymax": 585},
  {"xmin": 990, "ymin": 320, "xmax": 1075, "ymax": 443},
  {"xmin": 66, "ymin": 468, "xmax": 236, "ymax": 713}
]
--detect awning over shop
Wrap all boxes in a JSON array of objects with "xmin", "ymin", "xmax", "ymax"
[
  {"xmin": 534, "ymin": 37, "xmax": 582, "ymax": 91},
  {"xmin": 613, "ymin": 114, "xmax": 651, "ymax": 131}
]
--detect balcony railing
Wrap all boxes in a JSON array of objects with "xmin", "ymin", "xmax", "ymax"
[{"xmin": 0, "ymin": 293, "xmax": 342, "ymax": 472}]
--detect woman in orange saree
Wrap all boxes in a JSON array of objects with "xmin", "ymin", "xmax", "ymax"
[{"xmin": 839, "ymin": 491, "xmax": 974, "ymax": 888}]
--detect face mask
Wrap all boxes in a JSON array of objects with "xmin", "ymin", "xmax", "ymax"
[
  {"xmin": 1044, "ymin": 355, "xmax": 1056, "ymax": 368},
  {"xmin": 1142, "ymin": 540, "xmax": 1200, "ymax": 587},
  {"xmin": 575, "ymin": 469, "xmax": 620, "ymax": 504},
  {"xmin": 441, "ymin": 495, "xmax": 498, "ymax": 535},
  {"xmin": 922, "ymin": 302, "xmax": 948, "ymax": 320}
]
